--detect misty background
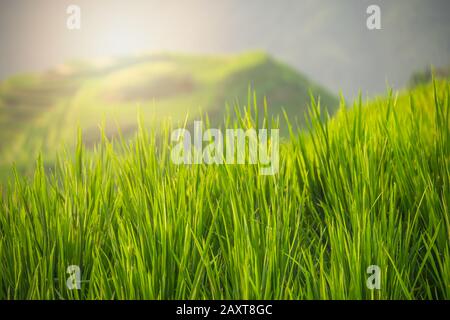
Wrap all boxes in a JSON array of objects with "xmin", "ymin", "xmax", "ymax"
[{"xmin": 1, "ymin": 0, "xmax": 449, "ymax": 99}]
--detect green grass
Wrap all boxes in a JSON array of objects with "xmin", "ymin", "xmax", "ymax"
[{"xmin": 0, "ymin": 80, "xmax": 449, "ymax": 299}]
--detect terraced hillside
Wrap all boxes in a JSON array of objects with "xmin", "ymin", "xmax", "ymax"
[{"xmin": 0, "ymin": 52, "xmax": 338, "ymax": 178}]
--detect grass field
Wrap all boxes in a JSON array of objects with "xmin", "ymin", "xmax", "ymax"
[{"xmin": 0, "ymin": 79, "xmax": 449, "ymax": 299}]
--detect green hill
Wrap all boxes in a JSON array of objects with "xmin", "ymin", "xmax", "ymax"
[{"xmin": 0, "ymin": 51, "xmax": 337, "ymax": 177}]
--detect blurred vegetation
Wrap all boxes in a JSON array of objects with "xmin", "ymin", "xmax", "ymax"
[{"xmin": 408, "ymin": 65, "xmax": 450, "ymax": 88}]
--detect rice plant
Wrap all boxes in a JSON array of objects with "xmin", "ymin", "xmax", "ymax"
[{"xmin": 0, "ymin": 80, "xmax": 448, "ymax": 299}]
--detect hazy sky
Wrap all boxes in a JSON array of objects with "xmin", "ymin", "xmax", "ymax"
[{"xmin": 1, "ymin": 0, "xmax": 449, "ymax": 98}]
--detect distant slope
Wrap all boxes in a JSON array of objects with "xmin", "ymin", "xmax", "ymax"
[{"xmin": 0, "ymin": 51, "xmax": 338, "ymax": 176}]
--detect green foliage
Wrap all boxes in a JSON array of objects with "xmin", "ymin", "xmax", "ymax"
[{"xmin": 0, "ymin": 80, "xmax": 449, "ymax": 299}]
